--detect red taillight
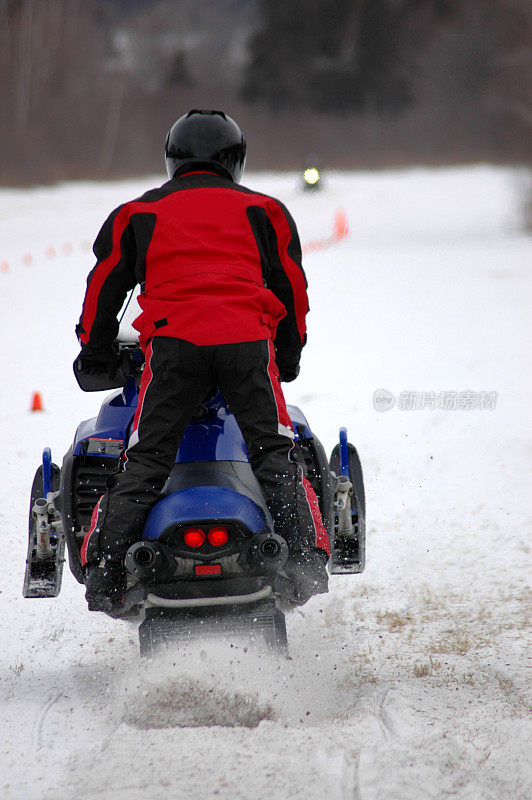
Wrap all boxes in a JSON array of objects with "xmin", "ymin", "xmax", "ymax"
[
  {"xmin": 183, "ymin": 527, "xmax": 205, "ymax": 548},
  {"xmin": 195, "ymin": 564, "xmax": 222, "ymax": 576},
  {"xmin": 208, "ymin": 526, "xmax": 229, "ymax": 546}
]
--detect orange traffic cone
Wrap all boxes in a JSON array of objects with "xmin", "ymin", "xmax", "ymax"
[
  {"xmin": 333, "ymin": 208, "xmax": 349, "ymax": 240},
  {"xmin": 30, "ymin": 392, "xmax": 44, "ymax": 412}
]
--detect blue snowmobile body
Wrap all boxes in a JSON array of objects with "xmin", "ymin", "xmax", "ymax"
[{"xmin": 23, "ymin": 344, "xmax": 365, "ymax": 654}]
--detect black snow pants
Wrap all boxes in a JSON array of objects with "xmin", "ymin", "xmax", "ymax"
[{"xmin": 82, "ymin": 337, "xmax": 327, "ymax": 565}]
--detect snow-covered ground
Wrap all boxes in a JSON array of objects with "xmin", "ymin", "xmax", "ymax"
[{"xmin": 0, "ymin": 166, "xmax": 530, "ymax": 800}]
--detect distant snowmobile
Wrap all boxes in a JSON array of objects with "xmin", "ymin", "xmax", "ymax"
[
  {"xmin": 302, "ymin": 156, "xmax": 323, "ymax": 191},
  {"xmin": 23, "ymin": 342, "xmax": 365, "ymax": 656}
]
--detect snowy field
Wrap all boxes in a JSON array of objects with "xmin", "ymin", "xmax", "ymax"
[{"xmin": 0, "ymin": 165, "xmax": 530, "ymax": 800}]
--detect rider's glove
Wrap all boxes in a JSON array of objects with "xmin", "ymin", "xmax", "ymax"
[
  {"xmin": 76, "ymin": 345, "xmax": 119, "ymax": 378},
  {"xmin": 277, "ymin": 361, "xmax": 300, "ymax": 383}
]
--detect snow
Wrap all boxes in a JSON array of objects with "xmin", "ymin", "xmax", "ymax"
[{"xmin": 0, "ymin": 165, "xmax": 531, "ymax": 800}]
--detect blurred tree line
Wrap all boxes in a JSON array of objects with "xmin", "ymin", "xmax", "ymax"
[{"xmin": 0, "ymin": 0, "xmax": 530, "ymax": 184}]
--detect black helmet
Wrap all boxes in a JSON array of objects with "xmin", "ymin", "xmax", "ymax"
[{"xmin": 165, "ymin": 109, "xmax": 246, "ymax": 183}]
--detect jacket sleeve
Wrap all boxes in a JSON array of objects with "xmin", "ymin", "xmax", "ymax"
[
  {"xmin": 264, "ymin": 199, "xmax": 309, "ymax": 368},
  {"xmin": 76, "ymin": 204, "xmax": 138, "ymax": 349}
]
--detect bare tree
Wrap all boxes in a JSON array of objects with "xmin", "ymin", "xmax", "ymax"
[{"xmin": 0, "ymin": 0, "xmax": 124, "ymax": 181}]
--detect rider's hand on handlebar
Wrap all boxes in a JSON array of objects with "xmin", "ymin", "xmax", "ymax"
[{"xmin": 77, "ymin": 345, "xmax": 120, "ymax": 378}]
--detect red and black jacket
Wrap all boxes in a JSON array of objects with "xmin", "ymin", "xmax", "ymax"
[{"xmin": 77, "ymin": 171, "xmax": 309, "ymax": 368}]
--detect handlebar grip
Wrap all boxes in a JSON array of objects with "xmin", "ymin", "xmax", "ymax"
[
  {"xmin": 73, "ymin": 358, "xmax": 127, "ymax": 392},
  {"xmin": 73, "ymin": 343, "xmax": 144, "ymax": 392}
]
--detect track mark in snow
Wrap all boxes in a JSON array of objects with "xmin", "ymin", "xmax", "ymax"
[
  {"xmin": 31, "ymin": 691, "xmax": 63, "ymax": 753},
  {"xmin": 315, "ymin": 749, "xmax": 357, "ymax": 800},
  {"xmin": 357, "ymin": 747, "xmax": 380, "ymax": 800},
  {"xmin": 377, "ymin": 688, "xmax": 396, "ymax": 739}
]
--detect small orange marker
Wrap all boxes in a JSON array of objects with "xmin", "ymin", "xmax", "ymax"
[
  {"xmin": 1, "ymin": 261, "xmax": 9, "ymax": 273},
  {"xmin": 30, "ymin": 392, "xmax": 44, "ymax": 412},
  {"xmin": 333, "ymin": 208, "xmax": 349, "ymax": 240},
  {"xmin": 45, "ymin": 246, "xmax": 56, "ymax": 259},
  {"xmin": 23, "ymin": 253, "xmax": 33, "ymax": 266}
]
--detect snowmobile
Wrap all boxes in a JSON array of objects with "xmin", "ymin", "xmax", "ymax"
[{"xmin": 23, "ymin": 342, "xmax": 365, "ymax": 656}]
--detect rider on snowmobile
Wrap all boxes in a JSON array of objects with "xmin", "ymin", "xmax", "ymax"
[{"xmin": 76, "ymin": 109, "xmax": 330, "ymax": 613}]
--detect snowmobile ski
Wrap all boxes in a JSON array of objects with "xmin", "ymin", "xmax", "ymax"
[
  {"xmin": 329, "ymin": 429, "xmax": 366, "ymax": 574},
  {"xmin": 23, "ymin": 449, "xmax": 65, "ymax": 598}
]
